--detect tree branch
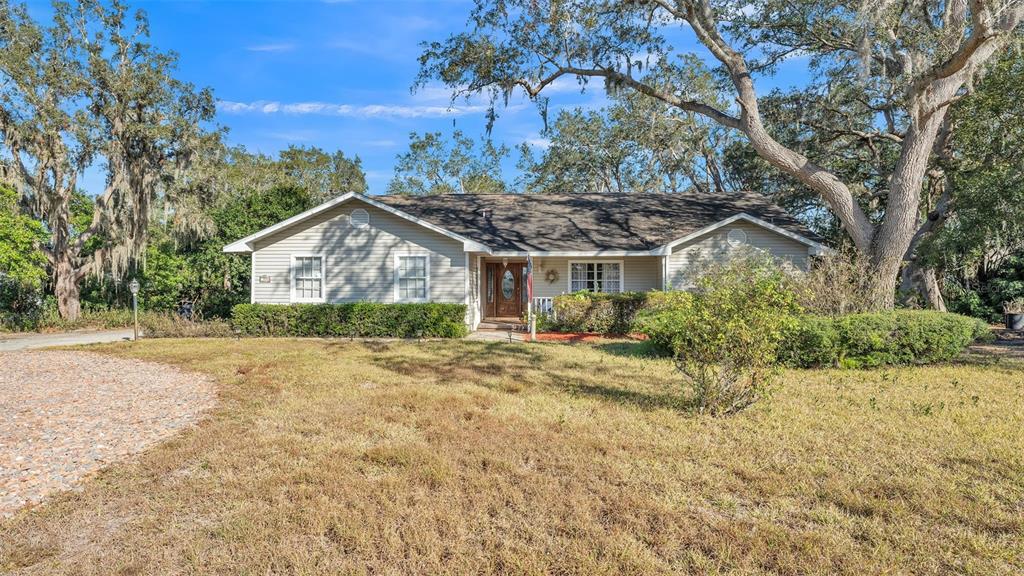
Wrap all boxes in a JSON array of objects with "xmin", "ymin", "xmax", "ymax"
[{"xmin": 515, "ymin": 66, "xmax": 742, "ymax": 129}]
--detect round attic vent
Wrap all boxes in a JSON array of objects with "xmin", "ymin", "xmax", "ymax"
[
  {"xmin": 350, "ymin": 208, "xmax": 370, "ymax": 228},
  {"xmin": 727, "ymin": 228, "xmax": 747, "ymax": 246}
]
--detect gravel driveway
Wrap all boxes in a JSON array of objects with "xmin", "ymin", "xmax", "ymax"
[{"xmin": 0, "ymin": 351, "xmax": 216, "ymax": 517}]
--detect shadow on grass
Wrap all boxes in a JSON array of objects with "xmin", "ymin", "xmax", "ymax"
[
  {"xmin": 355, "ymin": 340, "xmax": 548, "ymax": 380},
  {"xmin": 549, "ymin": 374, "xmax": 695, "ymax": 412},
  {"xmin": 593, "ymin": 340, "xmax": 665, "ymax": 359},
  {"xmin": 954, "ymin": 350, "xmax": 1024, "ymax": 373},
  {"xmin": 353, "ymin": 339, "xmax": 693, "ymax": 413}
]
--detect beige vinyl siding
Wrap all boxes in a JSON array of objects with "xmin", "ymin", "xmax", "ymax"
[
  {"xmin": 250, "ymin": 199, "xmax": 465, "ymax": 304},
  {"xmin": 666, "ymin": 221, "xmax": 810, "ymax": 289},
  {"xmin": 530, "ymin": 256, "xmax": 663, "ymax": 298}
]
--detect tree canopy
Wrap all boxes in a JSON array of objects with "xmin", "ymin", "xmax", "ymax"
[
  {"xmin": 520, "ymin": 89, "xmax": 732, "ymax": 195},
  {"xmin": 387, "ymin": 130, "xmax": 509, "ymax": 195},
  {"xmin": 417, "ymin": 0, "xmax": 1024, "ymax": 306},
  {"xmin": 0, "ymin": 0, "xmax": 214, "ymax": 319},
  {"xmin": 0, "ymin": 184, "xmax": 46, "ymax": 287}
]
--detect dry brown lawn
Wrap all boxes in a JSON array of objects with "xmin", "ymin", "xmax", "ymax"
[{"xmin": 2, "ymin": 338, "xmax": 1022, "ymax": 575}]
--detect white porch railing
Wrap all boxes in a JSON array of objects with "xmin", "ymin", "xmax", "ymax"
[{"xmin": 532, "ymin": 296, "xmax": 554, "ymax": 317}]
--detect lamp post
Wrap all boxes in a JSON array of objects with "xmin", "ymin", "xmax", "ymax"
[{"xmin": 129, "ymin": 278, "xmax": 140, "ymax": 341}]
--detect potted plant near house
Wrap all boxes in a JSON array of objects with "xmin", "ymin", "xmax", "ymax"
[{"xmin": 1004, "ymin": 298, "xmax": 1024, "ymax": 331}]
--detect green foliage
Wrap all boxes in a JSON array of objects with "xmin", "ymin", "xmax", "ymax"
[
  {"xmin": 231, "ymin": 303, "xmax": 468, "ymax": 339},
  {"xmin": 141, "ymin": 184, "xmax": 315, "ymax": 318},
  {"xmin": 387, "ymin": 130, "xmax": 509, "ymax": 195},
  {"xmin": 0, "ymin": 185, "xmax": 47, "ymax": 315},
  {"xmin": 0, "ymin": 0, "xmax": 215, "ymax": 321},
  {"xmin": 139, "ymin": 313, "xmax": 233, "ymax": 338},
  {"xmin": 636, "ymin": 256, "xmax": 800, "ymax": 415},
  {"xmin": 945, "ymin": 256, "xmax": 1024, "ymax": 323},
  {"xmin": 139, "ymin": 239, "xmax": 196, "ymax": 312},
  {"xmin": 0, "ymin": 297, "xmax": 134, "ymax": 333},
  {"xmin": 780, "ymin": 311, "xmax": 991, "ymax": 369},
  {"xmin": 518, "ymin": 87, "xmax": 732, "ymax": 195},
  {"xmin": 276, "ymin": 145, "xmax": 367, "ymax": 203},
  {"xmin": 551, "ymin": 290, "xmax": 693, "ymax": 335},
  {"xmin": 632, "ymin": 305, "xmax": 694, "ymax": 357}
]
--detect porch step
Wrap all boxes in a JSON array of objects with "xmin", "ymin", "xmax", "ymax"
[{"xmin": 477, "ymin": 320, "xmax": 528, "ymax": 332}]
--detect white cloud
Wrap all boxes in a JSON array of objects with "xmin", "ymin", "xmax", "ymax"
[
  {"xmin": 543, "ymin": 76, "xmax": 588, "ymax": 94},
  {"xmin": 265, "ymin": 130, "xmax": 318, "ymax": 142},
  {"xmin": 523, "ymin": 137, "xmax": 551, "ymax": 149},
  {"xmin": 216, "ymin": 99, "xmax": 507, "ymax": 119},
  {"xmin": 246, "ymin": 43, "xmax": 295, "ymax": 53}
]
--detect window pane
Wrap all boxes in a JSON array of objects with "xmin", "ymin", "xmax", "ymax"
[
  {"xmin": 603, "ymin": 263, "xmax": 620, "ymax": 293},
  {"xmin": 294, "ymin": 257, "xmax": 323, "ymax": 300},
  {"xmin": 397, "ymin": 257, "xmax": 428, "ymax": 300},
  {"xmin": 487, "ymin": 267, "xmax": 494, "ymax": 303},
  {"xmin": 501, "ymin": 269, "xmax": 514, "ymax": 299},
  {"xmin": 571, "ymin": 263, "xmax": 585, "ymax": 280}
]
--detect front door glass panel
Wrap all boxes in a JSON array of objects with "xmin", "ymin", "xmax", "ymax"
[{"xmin": 501, "ymin": 269, "xmax": 514, "ymax": 300}]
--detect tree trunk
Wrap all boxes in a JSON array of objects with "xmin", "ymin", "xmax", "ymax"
[
  {"xmin": 865, "ymin": 93, "xmax": 953, "ymax": 308},
  {"xmin": 899, "ymin": 261, "xmax": 947, "ymax": 311},
  {"xmin": 54, "ymin": 257, "xmax": 82, "ymax": 321}
]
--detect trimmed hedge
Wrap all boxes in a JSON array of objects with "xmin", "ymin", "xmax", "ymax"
[
  {"xmin": 550, "ymin": 290, "xmax": 694, "ymax": 335},
  {"xmin": 779, "ymin": 310, "xmax": 991, "ymax": 368},
  {"xmin": 231, "ymin": 303, "xmax": 468, "ymax": 338},
  {"xmin": 638, "ymin": 308, "xmax": 990, "ymax": 368}
]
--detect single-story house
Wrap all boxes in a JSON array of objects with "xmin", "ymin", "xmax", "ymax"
[{"xmin": 223, "ymin": 192, "xmax": 825, "ymax": 330}]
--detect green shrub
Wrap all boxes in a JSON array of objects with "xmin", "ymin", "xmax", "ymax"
[
  {"xmin": 139, "ymin": 312, "xmax": 234, "ymax": 338},
  {"xmin": 632, "ymin": 305, "xmax": 693, "ymax": 356},
  {"xmin": 550, "ymin": 290, "xmax": 693, "ymax": 335},
  {"xmin": 672, "ymin": 256, "xmax": 800, "ymax": 415},
  {"xmin": 635, "ymin": 254, "xmax": 800, "ymax": 415},
  {"xmin": 1, "ymin": 298, "xmax": 134, "ymax": 333},
  {"xmin": 231, "ymin": 303, "xmax": 468, "ymax": 338},
  {"xmin": 780, "ymin": 310, "xmax": 991, "ymax": 368}
]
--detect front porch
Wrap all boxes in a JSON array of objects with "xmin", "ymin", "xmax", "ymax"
[{"xmin": 467, "ymin": 254, "xmax": 662, "ymax": 331}]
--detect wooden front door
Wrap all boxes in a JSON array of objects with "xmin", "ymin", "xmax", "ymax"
[{"xmin": 486, "ymin": 262, "xmax": 524, "ymax": 318}]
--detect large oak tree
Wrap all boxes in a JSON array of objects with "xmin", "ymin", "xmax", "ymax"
[
  {"xmin": 418, "ymin": 0, "xmax": 1024, "ymax": 306},
  {"xmin": 0, "ymin": 0, "xmax": 213, "ymax": 320}
]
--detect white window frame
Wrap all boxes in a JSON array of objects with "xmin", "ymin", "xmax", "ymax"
[
  {"xmin": 290, "ymin": 254, "xmax": 325, "ymax": 303},
  {"xmin": 394, "ymin": 253, "xmax": 431, "ymax": 303},
  {"xmin": 567, "ymin": 260, "xmax": 624, "ymax": 294}
]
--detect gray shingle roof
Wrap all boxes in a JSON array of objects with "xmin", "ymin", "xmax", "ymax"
[{"xmin": 377, "ymin": 192, "xmax": 820, "ymax": 252}]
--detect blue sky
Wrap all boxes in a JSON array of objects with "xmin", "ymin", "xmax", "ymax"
[{"xmin": 41, "ymin": 0, "xmax": 811, "ymax": 196}]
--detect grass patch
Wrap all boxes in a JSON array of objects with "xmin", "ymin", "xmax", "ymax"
[{"xmin": 2, "ymin": 339, "xmax": 1023, "ymax": 574}]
